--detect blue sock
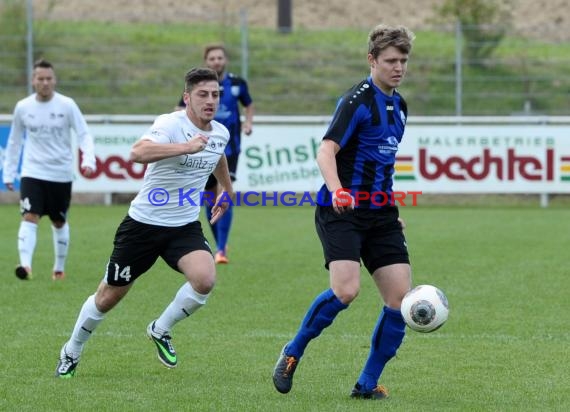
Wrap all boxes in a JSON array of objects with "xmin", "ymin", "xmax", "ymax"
[
  {"xmin": 286, "ymin": 289, "xmax": 348, "ymax": 359},
  {"xmin": 205, "ymin": 205, "xmax": 218, "ymax": 245},
  {"xmin": 216, "ymin": 204, "xmax": 232, "ymax": 253},
  {"xmin": 357, "ymin": 306, "xmax": 406, "ymax": 392}
]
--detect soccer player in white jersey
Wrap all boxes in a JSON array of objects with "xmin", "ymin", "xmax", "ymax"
[
  {"xmin": 55, "ymin": 67, "xmax": 234, "ymax": 378},
  {"xmin": 2, "ymin": 59, "xmax": 96, "ymax": 281}
]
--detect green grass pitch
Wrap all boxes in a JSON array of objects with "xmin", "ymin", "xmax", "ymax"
[{"xmin": 0, "ymin": 202, "xmax": 568, "ymax": 411}]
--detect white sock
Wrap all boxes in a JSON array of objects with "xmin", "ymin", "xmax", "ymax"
[
  {"xmin": 65, "ymin": 295, "xmax": 105, "ymax": 357},
  {"xmin": 154, "ymin": 283, "xmax": 210, "ymax": 334},
  {"xmin": 52, "ymin": 223, "xmax": 70, "ymax": 273},
  {"xmin": 18, "ymin": 221, "xmax": 37, "ymax": 269}
]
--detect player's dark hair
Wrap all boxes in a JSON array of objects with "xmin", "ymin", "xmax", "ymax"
[
  {"xmin": 203, "ymin": 44, "xmax": 227, "ymax": 60},
  {"xmin": 368, "ymin": 25, "xmax": 415, "ymax": 58},
  {"xmin": 33, "ymin": 59, "xmax": 54, "ymax": 70},
  {"xmin": 184, "ymin": 67, "xmax": 219, "ymax": 92}
]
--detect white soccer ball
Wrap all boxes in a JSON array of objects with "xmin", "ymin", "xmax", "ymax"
[{"xmin": 401, "ymin": 285, "xmax": 449, "ymax": 333}]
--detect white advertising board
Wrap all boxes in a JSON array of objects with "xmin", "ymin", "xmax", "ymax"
[
  {"xmin": 235, "ymin": 124, "xmax": 570, "ymax": 194},
  {"xmin": 73, "ymin": 124, "xmax": 149, "ymax": 192},
  {"xmin": 392, "ymin": 125, "xmax": 570, "ymax": 193},
  {"xmin": 2, "ymin": 120, "xmax": 570, "ymax": 194},
  {"xmin": 68, "ymin": 123, "xmax": 570, "ymax": 194}
]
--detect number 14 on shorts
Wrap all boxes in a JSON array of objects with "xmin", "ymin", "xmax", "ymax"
[{"xmin": 106, "ymin": 263, "xmax": 132, "ymax": 283}]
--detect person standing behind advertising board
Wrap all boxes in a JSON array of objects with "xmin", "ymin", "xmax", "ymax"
[{"xmin": 176, "ymin": 44, "xmax": 254, "ymax": 264}]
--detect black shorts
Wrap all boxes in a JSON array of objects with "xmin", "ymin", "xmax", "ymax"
[
  {"xmin": 19, "ymin": 177, "xmax": 72, "ymax": 222},
  {"xmin": 315, "ymin": 205, "xmax": 410, "ymax": 274},
  {"xmin": 205, "ymin": 154, "xmax": 239, "ymax": 190},
  {"xmin": 104, "ymin": 215, "xmax": 212, "ymax": 286}
]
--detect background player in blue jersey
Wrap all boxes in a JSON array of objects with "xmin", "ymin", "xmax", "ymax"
[
  {"xmin": 272, "ymin": 24, "xmax": 416, "ymax": 400},
  {"xmin": 177, "ymin": 44, "xmax": 254, "ymax": 264}
]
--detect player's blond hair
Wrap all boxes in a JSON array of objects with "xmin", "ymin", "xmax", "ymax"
[{"xmin": 368, "ymin": 25, "xmax": 415, "ymax": 58}]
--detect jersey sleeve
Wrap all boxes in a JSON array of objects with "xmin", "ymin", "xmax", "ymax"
[
  {"xmin": 323, "ymin": 96, "xmax": 363, "ymax": 148},
  {"xmin": 399, "ymin": 94, "xmax": 408, "ymax": 121},
  {"xmin": 141, "ymin": 114, "xmax": 176, "ymax": 144},
  {"xmin": 238, "ymin": 79, "xmax": 253, "ymax": 107},
  {"xmin": 2, "ymin": 103, "xmax": 25, "ymax": 184},
  {"xmin": 68, "ymin": 99, "xmax": 96, "ymax": 170}
]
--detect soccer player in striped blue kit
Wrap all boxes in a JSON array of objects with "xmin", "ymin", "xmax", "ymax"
[
  {"xmin": 177, "ymin": 44, "xmax": 254, "ymax": 264},
  {"xmin": 272, "ymin": 24, "xmax": 415, "ymax": 400}
]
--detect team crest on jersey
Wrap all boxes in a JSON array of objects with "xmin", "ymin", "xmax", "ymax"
[
  {"xmin": 378, "ymin": 136, "xmax": 399, "ymax": 154},
  {"xmin": 202, "ymin": 137, "xmax": 226, "ymax": 155},
  {"xmin": 231, "ymin": 85, "xmax": 240, "ymax": 96}
]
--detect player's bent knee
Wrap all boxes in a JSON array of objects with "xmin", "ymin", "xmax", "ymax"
[
  {"xmin": 333, "ymin": 287, "xmax": 359, "ymax": 305},
  {"xmin": 95, "ymin": 284, "xmax": 131, "ymax": 312},
  {"xmin": 51, "ymin": 220, "xmax": 66, "ymax": 228},
  {"xmin": 22, "ymin": 213, "xmax": 40, "ymax": 224},
  {"xmin": 190, "ymin": 275, "xmax": 216, "ymax": 295}
]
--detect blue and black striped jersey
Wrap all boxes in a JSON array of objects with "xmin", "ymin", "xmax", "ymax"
[
  {"xmin": 317, "ymin": 76, "xmax": 408, "ymax": 208},
  {"xmin": 214, "ymin": 73, "xmax": 252, "ymax": 156}
]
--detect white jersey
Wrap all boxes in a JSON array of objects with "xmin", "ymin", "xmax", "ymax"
[
  {"xmin": 128, "ymin": 110, "xmax": 229, "ymax": 227},
  {"xmin": 2, "ymin": 92, "xmax": 96, "ymax": 183}
]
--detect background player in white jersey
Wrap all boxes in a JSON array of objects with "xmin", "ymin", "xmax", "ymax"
[
  {"xmin": 2, "ymin": 59, "xmax": 96, "ymax": 281},
  {"xmin": 55, "ymin": 67, "xmax": 234, "ymax": 378}
]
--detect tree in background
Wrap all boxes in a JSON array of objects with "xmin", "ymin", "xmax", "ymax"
[{"xmin": 435, "ymin": 0, "xmax": 513, "ymax": 67}]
